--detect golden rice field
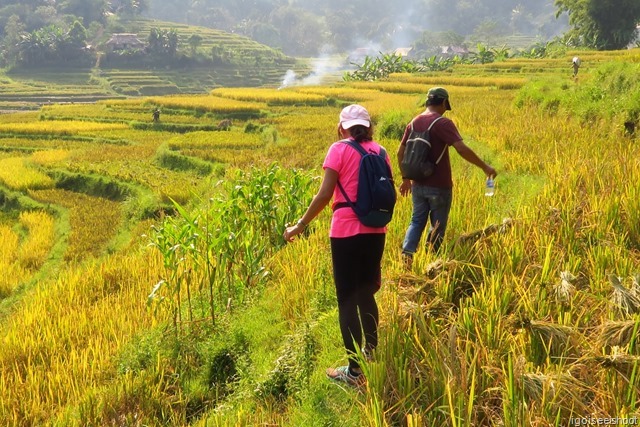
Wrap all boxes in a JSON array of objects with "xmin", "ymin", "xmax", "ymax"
[
  {"xmin": 39, "ymin": 103, "xmax": 222, "ymax": 125},
  {"xmin": 0, "ymin": 210, "xmax": 54, "ymax": 297},
  {"xmin": 16, "ymin": 210, "xmax": 56, "ymax": 271},
  {"xmin": 29, "ymin": 149, "xmax": 71, "ymax": 165},
  {"xmin": 0, "ymin": 157, "xmax": 55, "ymax": 190},
  {"xmin": 388, "ymin": 74, "xmax": 528, "ymax": 89},
  {"xmin": 0, "ymin": 49, "xmax": 639, "ymax": 426},
  {"xmin": 0, "ymin": 225, "xmax": 28, "ymax": 297},
  {"xmin": 0, "ymin": 120, "xmax": 129, "ymax": 135},
  {"xmin": 28, "ymin": 189, "xmax": 123, "ymax": 262},
  {"xmin": 146, "ymin": 94, "xmax": 265, "ymax": 113},
  {"xmin": 212, "ymin": 87, "xmax": 327, "ymax": 104}
]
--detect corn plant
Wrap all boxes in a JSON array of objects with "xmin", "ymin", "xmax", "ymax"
[{"xmin": 148, "ymin": 164, "xmax": 315, "ymax": 333}]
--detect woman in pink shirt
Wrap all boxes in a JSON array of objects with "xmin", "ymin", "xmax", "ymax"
[{"xmin": 283, "ymin": 104, "xmax": 391, "ymax": 386}]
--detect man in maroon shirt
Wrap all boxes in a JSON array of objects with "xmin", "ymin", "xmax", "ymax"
[{"xmin": 397, "ymin": 87, "xmax": 496, "ymax": 266}]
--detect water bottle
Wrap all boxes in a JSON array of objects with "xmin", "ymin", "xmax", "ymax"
[{"xmin": 485, "ymin": 177, "xmax": 495, "ymax": 196}]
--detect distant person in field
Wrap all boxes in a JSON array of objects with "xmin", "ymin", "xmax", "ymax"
[
  {"xmin": 572, "ymin": 56, "xmax": 581, "ymax": 77},
  {"xmin": 152, "ymin": 108, "xmax": 160, "ymax": 122},
  {"xmin": 397, "ymin": 87, "xmax": 496, "ymax": 268},
  {"xmin": 217, "ymin": 119, "xmax": 232, "ymax": 130},
  {"xmin": 283, "ymin": 104, "xmax": 392, "ymax": 387}
]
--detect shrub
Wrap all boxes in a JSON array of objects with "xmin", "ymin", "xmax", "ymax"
[{"xmin": 376, "ymin": 109, "xmax": 413, "ymax": 139}]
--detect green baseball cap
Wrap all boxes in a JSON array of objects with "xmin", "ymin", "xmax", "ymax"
[{"xmin": 427, "ymin": 87, "xmax": 452, "ymax": 110}]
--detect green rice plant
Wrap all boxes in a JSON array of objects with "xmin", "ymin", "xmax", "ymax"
[
  {"xmin": 502, "ymin": 353, "xmax": 525, "ymax": 426},
  {"xmin": 167, "ymin": 129, "xmax": 264, "ymax": 151},
  {"xmin": 130, "ymin": 121, "xmax": 220, "ymax": 133},
  {"xmin": 619, "ymin": 177, "xmax": 640, "ymax": 250},
  {"xmin": 376, "ymin": 108, "xmax": 414, "ymax": 139},
  {"xmin": 361, "ymin": 295, "xmax": 452, "ymax": 426}
]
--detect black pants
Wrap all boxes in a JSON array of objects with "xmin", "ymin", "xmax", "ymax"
[{"xmin": 330, "ymin": 233, "xmax": 385, "ymax": 371}]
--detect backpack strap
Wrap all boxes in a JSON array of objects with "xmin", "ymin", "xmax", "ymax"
[
  {"xmin": 411, "ymin": 116, "xmax": 446, "ymax": 165},
  {"xmin": 334, "ymin": 140, "xmax": 386, "ymax": 212},
  {"xmin": 410, "ymin": 114, "xmax": 443, "ymax": 133}
]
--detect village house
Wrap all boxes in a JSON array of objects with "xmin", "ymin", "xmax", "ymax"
[
  {"xmin": 440, "ymin": 45, "xmax": 469, "ymax": 56},
  {"xmin": 393, "ymin": 47, "xmax": 413, "ymax": 57},
  {"xmin": 105, "ymin": 33, "xmax": 146, "ymax": 52}
]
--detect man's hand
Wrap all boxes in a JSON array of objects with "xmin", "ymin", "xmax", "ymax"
[
  {"xmin": 483, "ymin": 165, "xmax": 497, "ymax": 179},
  {"xmin": 399, "ymin": 179, "xmax": 412, "ymax": 196}
]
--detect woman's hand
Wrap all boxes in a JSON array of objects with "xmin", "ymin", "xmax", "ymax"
[{"xmin": 283, "ymin": 223, "xmax": 305, "ymax": 242}]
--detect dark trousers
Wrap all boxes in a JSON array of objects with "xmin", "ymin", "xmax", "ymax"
[{"xmin": 330, "ymin": 233, "xmax": 385, "ymax": 371}]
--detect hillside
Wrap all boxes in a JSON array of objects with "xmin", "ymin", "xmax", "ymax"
[
  {"xmin": 1, "ymin": 49, "xmax": 640, "ymax": 425},
  {"xmin": 0, "ymin": 19, "xmax": 314, "ymax": 111}
]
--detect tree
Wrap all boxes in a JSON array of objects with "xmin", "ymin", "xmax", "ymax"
[
  {"xmin": 147, "ymin": 27, "xmax": 162, "ymax": 52},
  {"xmin": 165, "ymin": 28, "xmax": 178, "ymax": 57},
  {"xmin": 248, "ymin": 22, "xmax": 280, "ymax": 49},
  {"xmin": 147, "ymin": 27, "xmax": 179, "ymax": 57},
  {"xmin": 60, "ymin": 0, "xmax": 106, "ymax": 25},
  {"xmin": 555, "ymin": 0, "xmax": 640, "ymax": 49},
  {"xmin": 2, "ymin": 14, "xmax": 25, "ymax": 64},
  {"xmin": 187, "ymin": 33, "xmax": 202, "ymax": 56},
  {"xmin": 269, "ymin": 5, "xmax": 325, "ymax": 55},
  {"xmin": 108, "ymin": 0, "xmax": 147, "ymax": 17},
  {"xmin": 67, "ymin": 20, "xmax": 86, "ymax": 48}
]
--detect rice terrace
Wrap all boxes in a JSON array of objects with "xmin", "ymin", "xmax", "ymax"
[{"xmin": 1, "ymin": 45, "xmax": 640, "ymax": 426}]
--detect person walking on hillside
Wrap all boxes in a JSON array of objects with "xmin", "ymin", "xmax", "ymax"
[
  {"xmin": 283, "ymin": 104, "xmax": 392, "ymax": 387},
  {"xmin": 152, "ymin": 108, "xmax": 160, "ymax": 122},
  {"xmin": 572, "ymin": 56, "xmax": 581, "ymax": 77},
  {"xmin": 397, "ymin": 87, "xmax": 496, "ymax": 267}
]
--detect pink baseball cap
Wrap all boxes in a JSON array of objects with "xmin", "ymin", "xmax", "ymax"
[{"xmin": 339, "ymin": 104, "xmax": 370, "ymax": 129}]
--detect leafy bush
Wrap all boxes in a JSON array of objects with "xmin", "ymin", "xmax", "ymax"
[{"xmin": 376, "ymin": 109, "xmax": 414, "ymax": 140}]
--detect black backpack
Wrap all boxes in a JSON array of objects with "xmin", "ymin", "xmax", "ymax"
[
  {"xmin": 334, "ymin": 140, "xmax": 396, "ymax": 227},
  {"xmin": 400, "ymin": 116, "xmax": 444, "ymax": 181}
]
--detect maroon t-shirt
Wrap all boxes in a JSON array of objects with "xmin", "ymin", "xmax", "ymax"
[{"xmin": 400, "ymin": 112, "xmax": 463, "ymax": 188}]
